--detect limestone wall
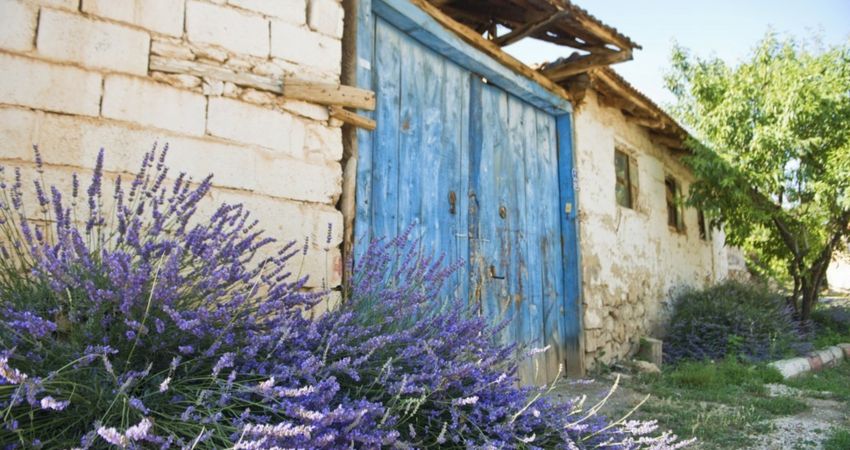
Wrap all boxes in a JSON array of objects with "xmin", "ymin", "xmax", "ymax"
[
  {"xmin": 0, "ymin": 0, "xmax": 345, "ymax": 296},
  {"xmin": 573, "ymin": 90, "xmax": 730, "ymax": 367}
]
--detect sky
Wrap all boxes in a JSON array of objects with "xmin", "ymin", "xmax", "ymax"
[{"xmin": 504, "ymin": 0, "xmax": 850, "ymax": 108}]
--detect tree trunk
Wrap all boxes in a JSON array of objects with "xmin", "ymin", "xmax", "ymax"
[
  {"xmin": 789, "ymin": 274, "xmax": 801, "ymax": 316},
  {"xmin": 800, "ymin": 283, "xmax": 815, "ymax": 323},
  {"xmin": 799, "ymin": 261, "xmax": 830, "ymax": 322}
]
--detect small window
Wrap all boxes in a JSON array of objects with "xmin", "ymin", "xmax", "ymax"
[
  {"xmin": 665, "ymin": 175, "xmax": 684, "ymax": 232},
  {"xmin": 614, "ymin": 149, "xmax": 637, "ymax": 209},
  {"xmin": 697, "ymin": 210, "xmax": 709, "ymax": 240}
]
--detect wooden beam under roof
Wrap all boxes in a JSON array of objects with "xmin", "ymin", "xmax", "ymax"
[
  {"xmin": 438, "ymin": 1, "xmax": 624, "ymax": 51},
  {"xmin": 591, "ymin": 68, "xmax": 695, "ymax": 153},
  {"xmin": 592, "ymin": 68, "xmax": 660, "ymax": 117},
  {"xmin": 541, "ymin": 49, "xmax": 632, "ymax": 81},
  {"xmin": 596, "ymin": 91, "xmax": 638, "ymax": 113},
  {"xmin": 494, "ymin": 10, "xmax": 571, "ymax": 46},
  {"xmin": 649, "ymin": 132, "xmax": 687, "ymax": 150},
  {"xmin": 438, "ymin": 5, "xmax": 487, "ymax": 26},
  {"xmin": 408, "ymin": 0, "xmax": 573, "ymax": 102},
  {"xmin": 626, "ymin": 114, "xmax": 666, "ymax": 130}
]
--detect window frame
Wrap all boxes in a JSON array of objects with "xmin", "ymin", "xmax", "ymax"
[
  {"xmin": 697, "ymin": 209, "xmax": 710, "ymax": 241},
  {"xmin": 614, "ymin": 148, "xmax": 633, "ymax": 209},
  {"xmin": 664, "ymin": 174, "xmax": 685, "ymax": 233}
]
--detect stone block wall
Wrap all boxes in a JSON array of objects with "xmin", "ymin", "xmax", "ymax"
[
  {"xmin": 0, "ymin": 0, "xmax": 345, "ymax": 296},
  {"xmin": 574, "ymin": 89, "xmax": 731, "ymax": 368}
]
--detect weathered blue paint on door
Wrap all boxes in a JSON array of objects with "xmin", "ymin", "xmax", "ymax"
[
  {"xmin": 368, "ymin": 17, "xmax": 471, "ymax": 292},
  {"xmin": 356, "ymin": 2, "xmax": 582, "ymax": 382}
]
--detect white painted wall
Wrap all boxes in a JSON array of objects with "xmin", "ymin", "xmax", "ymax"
[{"xmin": 573, "ymin": 90, "xmax": 730, "ymax": 367}]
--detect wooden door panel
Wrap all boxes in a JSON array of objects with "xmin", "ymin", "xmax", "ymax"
[
  {"xmin": 468, "ymin": 78, "xmax": 513, "ymax": 346},
  {"xmin": 375, "ymin": 18, "xmax": 468, "ymax": 298},
  {"xmin": 533, "ymin": 109, "xmax": 568, "ymax": 382},
  {"xmin": 372, "ymin": 19, "xmax": 403, "ymax": 241}
]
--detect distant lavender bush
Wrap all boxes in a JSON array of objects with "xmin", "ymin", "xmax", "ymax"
[
  {"xmin": 0, "ymin": 147, "xmax": 691, "ymax": 449},
  {"xmin": 664, "ymin": 281, "xmax": 810, "ymax": 364}
]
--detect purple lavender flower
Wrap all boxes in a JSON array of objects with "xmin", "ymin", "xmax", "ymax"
[
  {"xmin": 0, "ymin": 357, "xmax": 28, "ymax": 384},
  {"xmin": 97, "ymin": 426, "xmax": 128, "ymax": 447},
  {"xmin": 128, "ymin": 397, "xmax": 149, "ymax": 414},
  {"xmin": 71, "ymin": 173, "xmax": 79, "ymax": 199},
  {"xmin": 32, "ymin": 145, "xmax": 44, "ymax": 173},
  {"xmin": 243, "ymin": 422, "xmax": 314, "ymax": 439},
  {"xmin": 212, "ymin": 352, "xmax": 235, "ymax": 378},
  {"xmin": 39, "ymin": 396, "xmax": 70, "ymax": 411},
  {"xmin": 124, "ymin": 417, "xmax": 153, "ymax": 441},
  {"xmin": 6, "ymin": 311, "xmax": 56, "ymax": 338}
]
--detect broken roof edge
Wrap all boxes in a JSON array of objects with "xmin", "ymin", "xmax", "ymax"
[
  {"xmin": 590, "ymin": 67, "xmax": 695, "ymax": 154},
  {"xmin": 562, "ymin": 0, "xmax": 642, "ymax": 51},
  {"xmin": 429, "ymin": 0, "xmax": 641, "ymax": 83}
]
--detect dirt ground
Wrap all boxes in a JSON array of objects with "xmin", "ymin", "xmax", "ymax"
[
  {"xmin": 549, "ymin": 374, "xmax": 648, "ymax": 418},
  {"xmin": 549, "ymin": 372, "xmax": 850, "ymax": 449},
  {"xmin": 752, "ymin": 384, "xmax": 848, "ymax": 450}
]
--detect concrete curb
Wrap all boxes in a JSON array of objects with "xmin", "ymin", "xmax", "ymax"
[{"xmin": 769, "ymin": 343, "xmax": 850, "ymax": 379}]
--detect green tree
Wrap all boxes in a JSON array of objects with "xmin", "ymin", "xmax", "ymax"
[{"xmin": 666, "ymin": 33, "xmax": 850, "ymax": 321}]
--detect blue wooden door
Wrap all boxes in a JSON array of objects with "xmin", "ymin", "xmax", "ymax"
[{"xmin": 358, "ymin": 16, "xmax": 575, "ymax": 383}]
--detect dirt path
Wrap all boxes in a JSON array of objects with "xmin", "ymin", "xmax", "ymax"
[{"xmin": 752, "ymin": 384, "xmax": 849, "ymax": 450}]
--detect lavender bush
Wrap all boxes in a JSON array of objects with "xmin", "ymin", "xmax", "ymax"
[
  {"xmin": 1, "ymin": 147, "xmax": 691, "ymax": 449},
  {"xmin": 664, "ymin": 281, "xmax": 810, "ymax": 364},
  {"xmin": 810, "ymin": 300, "xmax": 850, "ymax": 348}
]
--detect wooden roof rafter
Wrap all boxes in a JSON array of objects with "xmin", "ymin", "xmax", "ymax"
[
  {"xmin": 592, "ymin": 68, "xmax": 659, "ymax": 115},
  {"xmin": 541, "ymin": 49, "xmax": 633, "ymax": 81},
  {"xmin": 406, "ymin": 0, "xmax": 573, "ymax": 104},
  {"xmin": 493, "ymin": 9, "xmax": 571, "ymax": 46},
  {"xmin": 428, "ymin": 0, "xmax": 640, "ymax": 82}
]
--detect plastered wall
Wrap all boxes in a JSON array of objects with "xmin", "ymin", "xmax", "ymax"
[
  {"xmin": 573, "ymin": 90, "xmax": 731, "ymax": 367},
  {"xmin": 828, "ymin": 251, "xmax": 850, "ymax": 292},
  {"xmin": 0, "ymin": 0, "xmax": 346, "ymax": 301}
]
